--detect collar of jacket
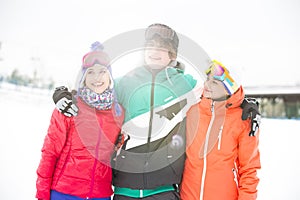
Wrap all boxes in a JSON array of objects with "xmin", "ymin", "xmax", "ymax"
[{"xmin": 200, "ymin": 86, "xmax": 245, "ymax": 115}]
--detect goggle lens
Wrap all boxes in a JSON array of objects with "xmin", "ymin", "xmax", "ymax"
[
  {"xmin": 206, "ymin": 61, "xmax": 227, "ymax": 81},
  {"xmin": 82, "ymin": 52, "xmax": 109, "ymax": 68}
]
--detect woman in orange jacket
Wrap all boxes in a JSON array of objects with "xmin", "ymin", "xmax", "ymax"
[{"xmin": 180, "ymin": 60, "xmax": 261, "ymax": 200}]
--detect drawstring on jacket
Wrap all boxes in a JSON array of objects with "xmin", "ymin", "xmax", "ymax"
[
  {"xmin": 164, "ymin": 60, "xmax": 185, "ymax": 86},
  {"xmin": 164, "ymin": 66, "xmax": 174, "ymax": 86}
]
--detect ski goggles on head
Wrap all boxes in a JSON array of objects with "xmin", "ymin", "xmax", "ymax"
[
  {"xmin": 82, "ymin": 51, "xmax": 110, "ymax": 69},
  {"xmin": 145, "ymin": 23, "xmax": 176, "ymax": 42},
  {"xmin": 205, "ymin": 60, "xmax": 230, "ymax": 81},
  {"xmin": 205, "ymin": 60, "xmax": 240, "ymax": 95}
]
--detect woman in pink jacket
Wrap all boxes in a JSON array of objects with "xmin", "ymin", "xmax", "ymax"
[
  {"xmin": 36, "ymin": 42, "xmax": 124, "ymax": 200},
  {"xmin": 180, "ymin": 60, "xmax": 261, "ymax": 200}
]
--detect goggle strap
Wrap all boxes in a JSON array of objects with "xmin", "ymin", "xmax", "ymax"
[{"xmin": 223, "ymin": 78, "xmax": 239, "ymax": 95}]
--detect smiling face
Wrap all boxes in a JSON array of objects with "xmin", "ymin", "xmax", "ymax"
[
  {"xmin": 144, "ymin": 39, "xmax": 174, "ymax": 69},
  {"xmin": 203, "ymin": 74, "xmax": 229, "ymax": 100},
  {"xmin": 84, "ymin": 64, "xmax": 111, "ymax": 94}
]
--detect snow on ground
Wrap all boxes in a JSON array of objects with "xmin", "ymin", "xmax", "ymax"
[{"xmin": 0, "ymin": 84, "xmax": 300, "ymax": 200}]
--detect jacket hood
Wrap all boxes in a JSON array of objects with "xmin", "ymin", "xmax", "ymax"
[{"xmin": 225, "ymin": 86, "xmax": 245, "ymax": 108}]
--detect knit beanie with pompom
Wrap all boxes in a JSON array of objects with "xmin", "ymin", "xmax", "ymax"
[{"xmin": 76, "ymin": 41, "xmax": 122, "ymax": 116}]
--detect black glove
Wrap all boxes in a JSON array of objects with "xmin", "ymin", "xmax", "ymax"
[
  {"xmin": 52, "ymin": 86, "xmax": 78, "ymax": 117},
  {"xmin": 241, "ymin": 97, "xmax": 261, "ymax": 136},
  {"xmin": 114, "ymin": 133, "xmax": 125, "ymax": 151}
]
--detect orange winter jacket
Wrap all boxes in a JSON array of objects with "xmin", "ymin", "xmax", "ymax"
[{"xmin": 180, "ymin": 87, "xmax": 261, "ymax": 200}]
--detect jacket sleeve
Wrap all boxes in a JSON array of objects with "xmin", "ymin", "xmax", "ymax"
[
  {"xmin": 35, "ymin": 109, "xmax": 70, "ymax": 200},
  {"xmin": 237, "ymin": 121, "xmax": 261, "ymax": 200}
]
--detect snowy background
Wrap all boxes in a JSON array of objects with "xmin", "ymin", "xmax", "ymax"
[
  {"xmin": 0, "ymin": 83, "xmax": 300, "ymax": 200},
  {"xmin": 1, "ymin": 0, "xmax": 300, "ymax": 87},
  {"xmin": 1, "ymin": 0, "xmax": 300, "ymax": 199}
]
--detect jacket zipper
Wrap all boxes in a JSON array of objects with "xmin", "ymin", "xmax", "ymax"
[
  {"xmin": 144, "ymin": 73, "xmax": 156, "ymax": 188},
  {"xmin": 88, "ymin": 120, "xmax": 102, "ymax": 198},
  {"xmin": 147, "ymin": 74, "xmax": 155, "ymax": 145},
  {"xmin": 200, "ymin": 101, "xmax": 215, "ymax": 200},
  {"xmin": 217, "ymin": 125, "xmax": 224, "ymax": 150}
]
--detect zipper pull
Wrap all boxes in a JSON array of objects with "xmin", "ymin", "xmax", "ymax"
[{"xmin": 211, "ymin": 101, "xmax": 215, "ymax": 113}]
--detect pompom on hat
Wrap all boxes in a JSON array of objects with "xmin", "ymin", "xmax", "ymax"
[
  {"xmin": 205, "ymin": 60, "xmax": 240, "ymax": 95},
  {"xmin": 82, "ymin": 42, "xmax": 110, "ymax": 68}
]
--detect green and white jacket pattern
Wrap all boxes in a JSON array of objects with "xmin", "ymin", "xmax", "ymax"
[{"xmin": 113, "ymin": 63, "xmax": 199, "ymax": 189}]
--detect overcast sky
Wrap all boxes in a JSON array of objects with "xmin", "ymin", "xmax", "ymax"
[{"xmin": 0, "ymin": 0, "xmax": 299, "ymax": 87}]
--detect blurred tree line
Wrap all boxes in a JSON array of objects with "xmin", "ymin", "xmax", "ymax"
[
  {"xmin": 0, "ymin": 68, "xmax": 55, "ymax": 90},
  {"xmin": 257, "ymin": 97, "xmax": 300, "ymax": 119},
  {"xmin": 0, "ymin": 41, "xmax": 55, "ymax": 90}
]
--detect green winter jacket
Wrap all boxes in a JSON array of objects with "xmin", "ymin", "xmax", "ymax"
[
  {"xmin": 113, "ymin": 63, "xmax": 197, "ymax": 191},
  {"xmin": 115, "ymin": 65, "xmax": 196, "ymax": 123}
]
